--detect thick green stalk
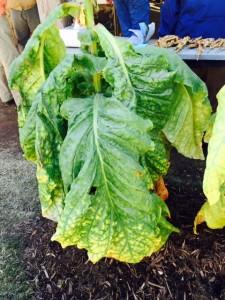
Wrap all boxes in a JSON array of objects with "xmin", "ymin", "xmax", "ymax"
[
  {"xmin": 83, "ymin": 0, "xmax": 101, "ymax": 93},
  {"xmin": 84, "ymin": 0, "xmax": 95, "ymax": 29}
]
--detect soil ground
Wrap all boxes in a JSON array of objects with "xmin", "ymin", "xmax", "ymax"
[
  {"xmin": 0, "ymin": 99, "xmax": 225, "ymax": 300},
  {"xmin": 0, "ymin": 101, "xmax": 39, "ymax": 300}
]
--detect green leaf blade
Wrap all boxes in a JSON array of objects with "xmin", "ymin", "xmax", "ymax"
[
  {"xmin": 9, "ymin": 3, "xmax": 81, "ymax": 126},
  {"xmin": 203, "ymin": 86, "xmax": 225, "ymax": 206},
  {"xmin": 195, "ymin": 197, "xmax": 225, "ymax": 230},
  {"xmin": 195, "ymin": 86, "xmax": 225, "ymax": 231},
  {"xmin": 52, "ymin": 94, "xmax": 176, "ymax": 263},
  {"xmin": 91, "ymin": 25, "xmax": 211, "ymax": 160},
  {"xmin": 32, "ymin": 53, "xmax": 107, "ymax": 221}
]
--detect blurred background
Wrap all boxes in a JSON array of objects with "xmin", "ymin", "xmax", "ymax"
[{"xmin": 35, "ymin": 0, "xmax": 162, "ymax": 38}]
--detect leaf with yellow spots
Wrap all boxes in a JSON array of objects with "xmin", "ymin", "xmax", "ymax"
[
  {"xmin": 194, "ymin": 86, "xmax": 225, "ymax": 232},
  {"xmin": 51, "ymin": 94, "xmax": 178, "ymax": 263}
]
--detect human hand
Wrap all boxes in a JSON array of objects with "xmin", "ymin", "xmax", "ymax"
[{"xmin": 106, "ymin": 0, "xmax": 113, "ymax": 4}]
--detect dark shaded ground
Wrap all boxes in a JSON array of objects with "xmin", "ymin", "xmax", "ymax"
[{"xmin": 1, "ymin": 101, "xmax": 225, "ymax": 300}]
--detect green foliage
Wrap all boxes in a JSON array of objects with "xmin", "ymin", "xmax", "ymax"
[
  {"xmin": 9, "ymin": 3, "xmax": 213, "ymax": 263},
  {"xmin": 52, "ymin": 95, "xmax": 174, "ymax": 263},
  {"xmin": 195, "ymin": 86, "xmax": 225, "ymax": 231},
  {"xmin": 9, "ymin": 3, "xmax": 80, "ymax": 127}
]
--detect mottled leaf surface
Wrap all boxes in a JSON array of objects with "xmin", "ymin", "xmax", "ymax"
[
  {"xmin": 52, "ymin": 94, "xmax": 177, "ymax": 263},
  {"xmin": 93, "ymin": 25, "xmax": 211, "ymax": 160},
  {"xmin": 33, "ymin": 54, "xmax": 106, "ymax": 221},
  {"xmin": 9, "ymin": 3, "xmax": 80, "ymax": 127}
]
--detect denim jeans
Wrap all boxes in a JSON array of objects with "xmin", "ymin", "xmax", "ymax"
[
  {"xmin": 113, "ymin": 0, "xmax": 150, "ymax": 37},
  {"xmin": 10, "ymin": 4, "xmax": 40, "ymax": 48}
]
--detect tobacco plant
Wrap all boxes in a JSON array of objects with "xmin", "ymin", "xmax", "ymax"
[{"xmin": 10, "ymin": 2, "xmax": 214, "ymax": 263}]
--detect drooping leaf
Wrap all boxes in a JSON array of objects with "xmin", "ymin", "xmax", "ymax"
[
  {"xmin": 161, "ymin": 81, "xmax": 211, "ymax": 160},
  {"xmin": 92, "ymin": 24, "xmax": 211, "ymax": 160},
  {"xmin": 26, "ymin": 54, "xmax": 106, "ymax": 220},
  {"xmin": 19, "ymin": 53, "xmax": 106, "ymax": 162},
  {"xmin": 52, "ymin": 94, "xmax": 177, "ymax": 263},
  {"xmin": 203, "ymin": 86, "xmax": 225, "ymax": 206},
  {"xmin": 9, "ymin": 3, "xmax": 81, "ymax": 127},
  {"xmin": 194, "ymin": 86, "xmax": 225, "ymax": 231},
  {"xmin": 194, "ymin": 196, "xmax": 225, "ymax": 231}
]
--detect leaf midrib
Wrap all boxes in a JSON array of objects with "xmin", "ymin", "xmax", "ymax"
[{"xmin": 93, "ymin": 94, "xmax": 114, "ymax": 208}]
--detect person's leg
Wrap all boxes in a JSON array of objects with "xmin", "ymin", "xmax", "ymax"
[
  {"xmin": 113, "ymin": 0, "xmax": 132, "ymax": 37},
  {"xmin": 0, "ymin": 61, "xmax": 13, "ymax": 103},
  {"xmin": 24, "ymin": 4, "xmax": 40, "ymax": 34},
  {"xmin": 128, "ymin": 0, "xmax": 150, "ymax": 30},
  {"xmin": 10, "ymin": 8, "xmax": 30, "ymax": 48},
  {"xmin": 0, "ymin": 15, "xmax": 20, "ymax": 104}
]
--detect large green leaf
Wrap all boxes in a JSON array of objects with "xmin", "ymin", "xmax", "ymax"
[
  {"xmin": 9, "ymin": 3, "xmax": 81, "ymax": 127},
  {"xmin": 23, "ymin": 54, "xmax": 106, "ymax": 220},
  {"xmin": 20, "ymin": 53, "xmax": 106, "ymax": 164},
  {"xmin": 92, "ymin": 24, "xmax": 211, "ymax": 160},
  {"xmin": 202, "ymin": 86, "xmax": 225, "ymax": 206},
  {"xmin": 195, "ymin": 86, "xmax": 225, "ymax": 230},
  {"xmin": 52, "ymin": 94, "xmax": 177, "ymax": 263}
]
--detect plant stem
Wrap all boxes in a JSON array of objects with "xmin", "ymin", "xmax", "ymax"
[
  {"xmin": 84, "ymin": 0, "xmax": 95, "ymax": 29},
  {"xmin": 83, "ymin": 0, "xmax": 102, "ymax": 93}
]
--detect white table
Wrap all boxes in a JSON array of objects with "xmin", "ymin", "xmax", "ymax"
[
  {"xmin": 66, "ymin": 39, "xmax": 225, "ymax": 61},
  {"xmin": 66, "ymin": 47, "xmax": 82, "ymax": 55},
  {"xmin": 148, "ymin": 40, "xmax": 225, "ymax": 61}
]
